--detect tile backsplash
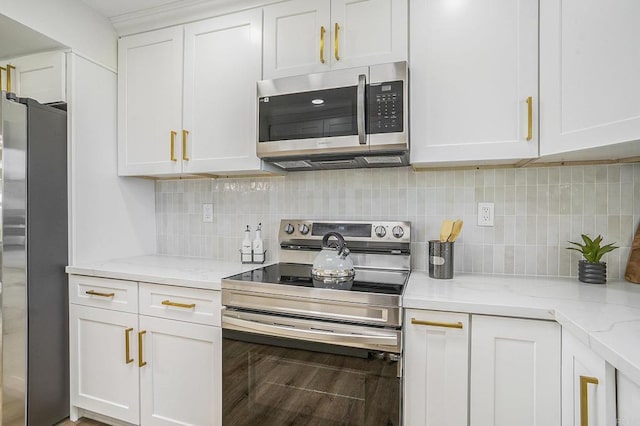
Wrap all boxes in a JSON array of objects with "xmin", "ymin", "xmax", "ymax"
[{"xmin": 156, "ymin": 164, "xmax": 640, "ymax": 279}]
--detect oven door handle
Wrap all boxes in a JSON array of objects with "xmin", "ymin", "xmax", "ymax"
[
  {"xmin": 357, "ymin": 73, "xmax": 367, "ymax": 145},
  {"xmin": 223, "ymin": 315, "xmax": 398, "ymax": 347}
]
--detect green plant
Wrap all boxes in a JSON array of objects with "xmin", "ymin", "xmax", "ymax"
[{"xmin": 567, "ymin": 234, "xmax": 618, "ymax": 263}]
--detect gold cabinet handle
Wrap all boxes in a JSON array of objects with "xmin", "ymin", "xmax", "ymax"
[
  {"xmin": 162, "ymin": 299, "xmax": 196, "ymax": 309},
  {"xmin": 85, "ymin": 290, "xmax": 115, "ymax": 298},
  {"xmin": 334, "ymin": 23, "xmax": 340, "ymax": 61},
  {"xmin": 125, "ymin": 328, "xmax": 134, "ymax": 364},
  {"xmin": 411, "ymin": 318, "xmax": 464, "ymax": 329},
  {"xmin": 6, "ymin": 64, "xmax": 15, "ymax": 93},
  {"xmin": 170, "ymin": 131, "xmax": 177, "ymax": 161},
  {"xmin": 526, "ymin": 96, "xmax": 533, "ymax": 141},
  {"xmin": 138, "ymin": 330, "xmax": 147, "ymax": 367},
  {"xmin": 580, "ymin": 375, "xmax": 599, "ymax": 426},
  {"xmin": 320, "ymin": 26, "xmax": 326, "ymax": 64},
  {"xmin": 0, "ymin": 66, "xmax": 5, "ymax": 91},
  {"xmin": 182, "ymin": 129, "xmax": 189, "ymax": 161}
]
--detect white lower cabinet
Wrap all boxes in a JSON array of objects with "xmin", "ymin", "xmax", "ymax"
[
  {"xmin": 616, "ymin": 371, "xmax": 640, "ymax": 426},
  {"xmin": 561, "ymin": 331, "xmax": 616, "ymax": 426},
  {"xmin": 403, "ymin": 310, "xmax": 469, "ymax": 426},
  {"xmin": 70, "ymin": 304, "xmax": 140, "ymax": 424},
  {"xmin": 139, "ymin": 315, "xmax": 221, "ymax": 426},
  {"xmin": 69, "ymin": 275, "xmax": 222, "ymax": 425},
  {"xmin": 470, "ymin": 315, "xmax": 561, "ymax": 426},
  {"xmin": 404, "ymin": 311, "xmax": 561, "ymax": 426}
]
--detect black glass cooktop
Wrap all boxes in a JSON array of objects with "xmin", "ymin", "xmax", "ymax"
[{"xmin": 225, "ymin": 263, "xmax": 408, "ymax": 296}]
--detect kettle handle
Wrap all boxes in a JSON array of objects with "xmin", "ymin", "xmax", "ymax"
[{"xmin": 322, "ymin": 232, "xmax": 346, "ymax": 255}]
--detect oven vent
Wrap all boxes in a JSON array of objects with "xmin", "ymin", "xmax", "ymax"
[{"xmin": 363, "ymin": 156, "xmax": 403, "ymax": 165}]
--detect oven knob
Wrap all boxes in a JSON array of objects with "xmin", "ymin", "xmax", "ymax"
[
  {"xmin": 374, "ymin": 226, "xmax": 386, "ymax": 238},
  {"xmin": 392, "ymin": 226, "xmax": 404, "ymax": 238},
  {"xmin": 299, "ymin": 224, "xmax": 310, "ymax": 235},
  {"xmin": 284, "ymin": 223, "xmax": 295, "ymax": 234}
]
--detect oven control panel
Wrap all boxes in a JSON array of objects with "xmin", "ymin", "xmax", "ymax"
[{"xmin": 279, "ymin": 219, "xmax": 410, "ymax": 243}]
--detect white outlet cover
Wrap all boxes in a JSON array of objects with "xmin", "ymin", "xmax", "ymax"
[
  {"xmin": 478, "ymin": 202, "xmax": 494, "ymax": 227},
  {"xmin": 202, "ymin": 203, "xmax": 213, "ymax": 223}
]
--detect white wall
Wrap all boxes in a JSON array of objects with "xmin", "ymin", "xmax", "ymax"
[
  {"xmin": 69, "ymin": 53, "xmax": 156, "ymax": 264},
  {"xmin": 0, "ymin": 0, "xmax": 117, "ymax": 69}
]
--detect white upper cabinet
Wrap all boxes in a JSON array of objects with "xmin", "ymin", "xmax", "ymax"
[
  {"xmin": 3, "ymin": 51, "xmax": 67, "ymax": 104},
  {"xmin": 410, "ymin": 0, "xmax": 539, "ymax": 167},
  {"xmin": 182, "ymin": 9, "xmax": 263, "ymax": 174},
  {"xmin": 118, "ymin": 27, "xmax": 184, "ymax": 176},
  {"xmin": 263, "ymin": 0, "xmax": 407, "ymax": 79},
  {"xmin": 539, "ymin": 0, "xmax": 640, "ymax": 161},
  {"xmin": 118, "ymin": 10, "xmax": 272, "ymax": 177}
]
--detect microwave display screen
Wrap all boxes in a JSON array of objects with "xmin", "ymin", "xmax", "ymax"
[{"xmin": 259, "ymin": 86, "xmax": 358, "ymax": 142}]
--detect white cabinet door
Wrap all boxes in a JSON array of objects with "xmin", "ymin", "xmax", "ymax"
[
  {"xmin": 410, "ymin": 0, "xmax": 538, "ymax": 167},
  {"xmin": 561, "ymin": 331, "xmax": 616, "ymax": 426},
  {"xmin": 4, "ymin": 51, "xmax": 66, "ymax": 104},
  {"xmin": 263, "ymin": 0, "xmax": 331, "ymax": 79},
  {"xmin": 69, "ymin": 305, "xmax": 140, "ymax": 424},
  {"xmin": 330, "ymin": 0, "xmax": 407, "ymax": 70},
  {"xmin": 404, "ymin": 310, "xmax": 469, "ymax": 426},
  {"xmin": 139, "ymin": 315, "xmax": 221, "ymax": 426},
  {"xmin": 470, "ymin": 315, "xmax": 560, "ymax": 426},
  {"xmin": 617, "ymin": 371, "xmax": 640, "ymax": 426},
  {"xmin": 540, "ymin": 0, "xmax": 640, "ymax": 159},
  {"xmin": 118, "ymin": 26, "xmax": 184, "ymax": 176},
  {"xmin": 182, "ymin": 9, "xmax": 263, "ymax": 174}
]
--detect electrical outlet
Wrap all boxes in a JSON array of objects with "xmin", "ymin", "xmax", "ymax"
[
  {"xmin": 202, "ymin": 203, "xmax": 214, "ymax": 223},
  {"xmin": 477, "ymin": 202, "xmax": 494, "ymax": 227}
]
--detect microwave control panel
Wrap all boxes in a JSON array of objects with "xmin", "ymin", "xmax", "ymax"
[{"xmin": 368, "ymin": 80, "xmax": 404, "ymax": 134}]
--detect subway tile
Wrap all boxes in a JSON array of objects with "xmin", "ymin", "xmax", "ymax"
[{"xmin": 154, "ymin": 165, "xmax": 634, "ymax": 279}]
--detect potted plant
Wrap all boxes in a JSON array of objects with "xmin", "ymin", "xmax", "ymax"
[{"xmin": 567, "ymin": 234, "xmax": 618, "ymax": 284}]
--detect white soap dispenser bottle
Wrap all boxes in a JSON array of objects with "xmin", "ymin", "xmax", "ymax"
[
  {"xmin": 252, "ymin": 223, "xmax": 264, "ymax": 263},
  {"xmin": 241, "ymin": 225, "xmax": 253, "ymax": 262}
]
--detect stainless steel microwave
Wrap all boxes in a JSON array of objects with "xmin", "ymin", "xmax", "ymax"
[{"xmin": 257, "ymin": 61, "xmax": 408, "ymax": 171}]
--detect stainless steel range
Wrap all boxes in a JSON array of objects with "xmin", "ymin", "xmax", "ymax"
[{"xmin": 221, "ymin": 219, "xmax": 410, "ymax": 426}]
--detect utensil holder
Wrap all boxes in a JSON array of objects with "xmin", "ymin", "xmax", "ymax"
[{"xmin": 429, "ymin": 241, "xmax": 454, "ymax": 279}]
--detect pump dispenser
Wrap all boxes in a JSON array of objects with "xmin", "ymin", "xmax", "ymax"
[
  {"xmin": 241, "ymin": 225, "xmax": 252, "ymax": 262},
  {"xmin": 253, "ymin": 223, "xmax": 264, "ymax": 263}
]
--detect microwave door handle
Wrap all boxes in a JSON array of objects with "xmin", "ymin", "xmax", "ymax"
[{"xmin": 357, "ymin": 74, "xmax": 366, "ymax": 145}]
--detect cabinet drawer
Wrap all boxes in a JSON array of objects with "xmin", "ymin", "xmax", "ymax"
[
  {"xmin": 139, "ymin": 283, "xmax": 221, "ymax": 326},
  {"xmin": 69, "ymin": 275, "xmax": 138, "ymax": 313}
]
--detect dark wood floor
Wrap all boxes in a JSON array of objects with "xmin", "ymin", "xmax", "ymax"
[{"xmin": 56, "ymin": 418, "xmax": 108, "ymax": 425}]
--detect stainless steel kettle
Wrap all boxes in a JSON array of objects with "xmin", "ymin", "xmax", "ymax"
[{"xmin": 311, "ymin": 232, "xmax": 355, "ymax": 289}]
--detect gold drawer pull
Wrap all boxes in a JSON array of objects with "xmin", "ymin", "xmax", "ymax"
[
  {"xmin": 125, "ymin": 328, "xmax": 134, "ymax": 364},
  {"xmin": 162, "ymin": 300, "xmax": 196, "ymax": 309},
  {"xmin": 411, "ymin": 318, "xmax": 463, "ymax": 329},
  {"xmin": 0, "ymin": 66, "xmax": 5, "ymax": 91},
  {"xmin": 86, "ymin": 290, "xmax": 115, "ymax": 298},
  {"xmin": 138, "ymin": 331, "xmax": 147, "ymax": 367},
  {"xmin": 334, "ymin": 23, "xmax": 340, "ymax": 61},
  {"xmin": 580, "ymin": 375, "xmax": 599, "ymax": 426}
]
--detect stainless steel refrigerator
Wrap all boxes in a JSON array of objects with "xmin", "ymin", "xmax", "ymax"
[{"xmin": 0, "ymin": 91, "xmax": 68, "ymax": 425}]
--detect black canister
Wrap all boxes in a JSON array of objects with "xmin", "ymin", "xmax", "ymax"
[{"xmin": 428, "ymin": 240, "xmax": 454, "ymax": 279}]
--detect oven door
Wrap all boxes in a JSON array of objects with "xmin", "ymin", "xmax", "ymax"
[
  {"xmin": 257, "ymin": 66, "xmax": 369, "ymax": 159},
  {"xmin": 222, "ymin": 309, "xmax": 401, "ymax": 426}
]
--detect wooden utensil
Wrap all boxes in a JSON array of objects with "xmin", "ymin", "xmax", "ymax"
[
  {"xmin": 448, "ymin": 220, "xmax": 463, "ymax": 242},
  {"xmin": 439, "ymin": 220, "xmax": 454, "ymax": 242}
]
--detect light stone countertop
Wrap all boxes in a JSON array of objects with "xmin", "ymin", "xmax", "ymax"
[
  {"xmin": 65, "ymin": 255, "xmax": 266, "ymax": 291},
  {"xmin": 67, "ymin": 256, "xmax": 640, "ymax": 385},
  {"xmin": 404, "ymin": 272, "xmax": 640, "ymax": 385}
]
